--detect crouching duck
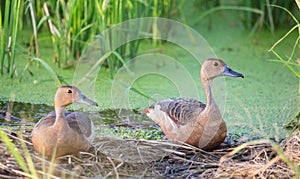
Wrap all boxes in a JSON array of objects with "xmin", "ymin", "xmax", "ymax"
[
  {"xmin": 144, "ymin": 58, "xmax": 244, "ymax": 150},
  {"xmin": 32, "ymin": 86, "xmax": 98, "ymax": 158}
]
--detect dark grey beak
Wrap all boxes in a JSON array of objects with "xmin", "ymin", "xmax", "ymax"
[
  {"xmin": 222, "ymin": 66, "xmax": 244, "ymax": 78},
  {"xmin": 76, "ymin": 93, "xmax": 98, "ymax": 107}
]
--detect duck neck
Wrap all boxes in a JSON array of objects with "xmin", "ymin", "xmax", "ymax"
[
  {"xmin": 53, "ymin": 104, "xmax": 68, "ymax": 126},
  {"xmin": 201, "ymin": 78, "xmax": 218, "ymax": 112}
]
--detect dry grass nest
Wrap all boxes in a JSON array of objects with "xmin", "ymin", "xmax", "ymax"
[{"xmin": 0, "ymin": 129, "xmax": 299, "ymax": 179}]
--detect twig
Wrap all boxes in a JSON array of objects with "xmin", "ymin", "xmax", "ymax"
[
  {"xmin": 171, "ymin": 155, "xmax": 218, "ymax": 168},
  {"xmin": 0, "ymin": 173, "xmax": 22, "ymax": 179},
  {"xmin": 10, "ymin": 168, "xmax": 36, "ymax": 178},
  {"xmin": 257, "ymin": 156, "xmax": 280, "ymax": 177},
  {"xmin": 105, "ymin": 156, "xmax": 123, "ymax": 179},
  {"xmin": 1, "ymin": 129, "xmax": 33, "ymax": 146}
]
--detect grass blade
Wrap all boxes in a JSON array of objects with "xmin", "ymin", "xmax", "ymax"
[
  {"xmin": 18, "ymin": 134, "xmax": 39, "ymax": 179},
  {"xmin": 270, "ymin": 50, "xmax": 300, "ymax": 78},
  {"xmin": 31, "ymin": 57, "xmax": 62, "ymax": 86},
  {"xmin": 129, "ymin": 86, "xmax": 154, "ymax": 101},
  {"xmin": 77, "ymin": 51, "xmax": 112, "ymax": 85},
  {"xmin": 0, "ymin": 129, "xmax": 29, "ymax": 173}
]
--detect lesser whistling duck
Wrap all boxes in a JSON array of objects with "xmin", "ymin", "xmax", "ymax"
[
  {"xmin": 32, "ymin": 86, "xmax": 98, "ymax": 158},
  {"xmin": 144, "ymin": 58, "xmax": 244, "ymax": 150},
  {"xmin": 0, "ymin": 110, "xmax": 21, "ymax": 122}
]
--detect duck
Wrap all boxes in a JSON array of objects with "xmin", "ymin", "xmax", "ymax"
[
  {"xmin": 0, "ymin": 110, "xmax": 21, "ymax": 123},
  {"xmin": 144, "ymin": 58, "xmax": 244, "ymax": 150},
  {"xmin": 32, "ymin": 85, "xmax": 98, "ymax": 158}
]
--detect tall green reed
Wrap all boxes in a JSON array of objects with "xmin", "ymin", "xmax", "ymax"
[
  {"xmin": 43, "ymin": 0, "xmax": 177, "ymax": 76},
  {"xmin": 194, "ymin": 0, "xmax": 298, "ymax": 33},
  {"xmin": 105, "ymin": 0, "xmax": 176, "ymax": 76},
  {"xmin": 0, "ymin": 0, "xmax": 41, "ymax": 78},
  {"xmin": 1, "ymin": 0, "xmax": 298, "ymax": 78},
  {"xmin": 0, "ymin": 0, "xmax": 23, "ymax": 77}
]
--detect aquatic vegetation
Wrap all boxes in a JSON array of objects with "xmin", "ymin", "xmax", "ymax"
[
  {"xmin": 284, "ymin": 111, "xmax": 300, "ymax": 131},
  {"xmin": 269, "ymin": 5, "xmax": 300, "ymax": 79},
  {"xmin": 114, "ymin": 126, "xmax": 163, "ymax": 140},
  {"xmin": 268, "ymin": 4, "xmax": 300, "ymax": 128}
]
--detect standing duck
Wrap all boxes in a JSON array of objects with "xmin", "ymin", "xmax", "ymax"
[
  {"xmin": 32, "ymin": 86, "xmax": 98, "ymax": 158},
  {"xmin": 144, "ymin": 58, "xmax": 244, "ymax": 150}
]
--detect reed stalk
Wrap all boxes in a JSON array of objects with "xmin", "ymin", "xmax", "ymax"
[{"xmin": 27, "ymin": 0, "xmax": 40, "ymax": 58}]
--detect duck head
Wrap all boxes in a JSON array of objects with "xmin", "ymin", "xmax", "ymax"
[
  {"xmin": 54, "ymin": 86, "xmax": 98, "ymax": 108},
  {"xmin": 201, "ymin": 58, "xmax": 244, "ymax": 80}
]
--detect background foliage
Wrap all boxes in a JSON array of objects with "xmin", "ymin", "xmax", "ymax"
[{"xmin": 0, "ymin": 0, "xmax": 299, "ymax": 78}]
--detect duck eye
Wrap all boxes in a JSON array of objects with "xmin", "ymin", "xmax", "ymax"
[
  {"xmin": 67, "ymin": 89, "xmax": 72, "ymax": 93},
  {"xmin": 213, "ymin": 62, "xmax": 219, "ymax": 66}
]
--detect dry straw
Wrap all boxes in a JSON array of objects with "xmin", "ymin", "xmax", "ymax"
[{"xmin": 0, "ymin": 128, "xmax": 299, "ymax": 178}]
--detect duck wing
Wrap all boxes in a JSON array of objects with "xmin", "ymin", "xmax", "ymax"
[
  {"xmin": 33, "ymin": 112, "xmax": 56, "ymax": 129},
  {"xmin": 149, "ymin": 98, "xmax": 206, "ymax": 127},
  {"xmin": 35, "ymin": 111, "xmax": 94, "ymax": 141},
  {"xmin": 33, "ymin": 111, "xmax": 73, "ymax": 129},
  {"xmin": 66, "ymin": 112, "xmax": 94, "ymax": 142}
]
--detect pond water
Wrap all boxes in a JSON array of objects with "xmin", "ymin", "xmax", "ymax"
[{"xmin": 0, "ymin": 101, "xmax": 163, "ymax": 140}]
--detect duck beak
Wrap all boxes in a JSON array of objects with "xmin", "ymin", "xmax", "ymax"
[
  {"xmin": 76, "ymin": 94, "xmax": 98, "ymax": 107},
  {"xmin": 222, "ymin": 66, "xmax": 244, "ymax": 78}
]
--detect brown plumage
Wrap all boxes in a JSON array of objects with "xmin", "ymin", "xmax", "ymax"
[
  {"xmin": 32, "ymin": 86, "xmax": 98, "ymax": 158},
  {"xmin": 144, "ymin": 58, "xmax": 244, "ymax": 150}
]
